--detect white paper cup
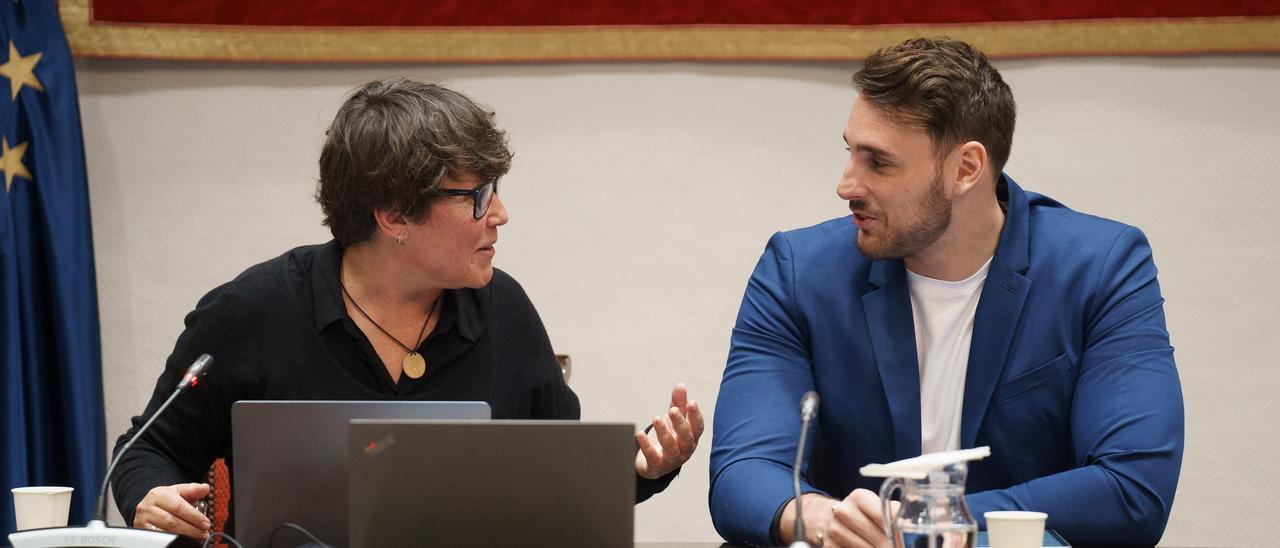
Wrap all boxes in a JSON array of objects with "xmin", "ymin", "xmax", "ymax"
[
  {"xmin": 984, "ymin": 510, "xmax": 1047, "ymax": 548},
  {"xmin": 12, "ymin": 486, "xmax": 74, "ymax": 531}
]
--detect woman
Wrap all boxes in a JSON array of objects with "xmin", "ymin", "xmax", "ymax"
[{"xmin": 111, "ymin": 78, "xmax": 703, "ymax": 540}]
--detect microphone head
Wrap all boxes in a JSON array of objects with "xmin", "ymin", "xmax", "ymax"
[
  {"xmin": 800, "ymin": 390, "xmax": 820, "ymax": 420},
  {"xmin": 177, "ymin": 354, "xmax": 213, "ymax": 391}
]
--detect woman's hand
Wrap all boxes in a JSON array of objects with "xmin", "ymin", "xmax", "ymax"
[
  {"xmin": 634, "ymin": 383, "xmax": 705, "ymax": 479},
  {"xmin": 132, "ymin": 482, "xmax": 211, "ymax": 540}
]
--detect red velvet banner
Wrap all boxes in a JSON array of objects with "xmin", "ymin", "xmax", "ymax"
[
  {"xmin": 90, "ymin": 0, "xmax": 1280, "ymax": 27},
  {"xmin": 58, "ymin": 0, "xmax": 1280, "ymax": 62}
]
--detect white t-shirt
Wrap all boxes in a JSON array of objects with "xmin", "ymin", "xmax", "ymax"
[{"xmin": 907, "ymin": 257, "xmax": 992, "ymax": 455}]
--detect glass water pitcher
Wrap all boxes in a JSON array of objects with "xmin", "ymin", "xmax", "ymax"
[{"xmin": 860, "ymin": 447, "xmax": 992, "ymax": 548}]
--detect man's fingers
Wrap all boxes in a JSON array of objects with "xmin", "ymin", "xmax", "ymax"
[
  {"xmin": 833, "ymin": 490, "xmax": 891, "ymax": 548},
  {"xmin": 851, "ymin": 488, "xmax": 888, "ymax": 530},
  {"xmin": 825, "ymin": 532, "xmax": 878, "ymax": 548},
  {"xmin": 824, "ymin": 518, "xmax": 878, "ymax": 548},
  {"xmin": 831, "ymin": 500, "xmax": 876, "ymax": 538},
  {"xmin": 669, "ymin": 383, "xmax": 688, "ymax": 409}
]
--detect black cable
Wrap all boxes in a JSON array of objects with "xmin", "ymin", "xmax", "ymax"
[
  {"xmin": 268, "ymin": 522, "xmax": 330, "ymax": 548},
  {"xmin": 201, "ymin": 531, "xmax": 246, "ymax": 548}
]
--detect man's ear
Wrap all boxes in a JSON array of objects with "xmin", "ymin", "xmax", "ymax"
[{"xmin": 950, "ymin": 140, "xmax": 989, "ymax": 197}]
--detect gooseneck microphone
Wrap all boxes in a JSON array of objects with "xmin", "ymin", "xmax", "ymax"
[
  {"xmin": 93, "ymin": 354, "xmax": 213, "ymax": 522},
  {"xmin": 790, "ymin": 391, "xmax": 820, "ymax": 548},
  {"xmin": 9, "ymin": 354, "xmax": 214, "ymax": 548}
]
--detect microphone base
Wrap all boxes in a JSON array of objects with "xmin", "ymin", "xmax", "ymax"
[{"xmin": 8, "ymin": 519, "xmax": 178, "ymax": 547}]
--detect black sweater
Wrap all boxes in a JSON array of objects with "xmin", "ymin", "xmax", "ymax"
[{"xmin": 111, "ymin": 242, "xmax": 674, "ymax": 525}]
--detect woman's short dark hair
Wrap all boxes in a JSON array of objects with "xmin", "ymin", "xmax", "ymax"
[
  {"xmin": 317, "ymin": 78, "xmax": 512, "ymax": 247},
  {"xmin": 853, "ymin": 37, "xmax": 1016, "ymax": 175}
]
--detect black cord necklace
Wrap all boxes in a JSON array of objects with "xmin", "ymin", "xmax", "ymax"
[{"xmin": 339, "ymin": 278, "xmax": 442, "ymax": 380}]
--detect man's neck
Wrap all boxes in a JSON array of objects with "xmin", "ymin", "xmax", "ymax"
[{"xmin": 905, "ymin": 199, "xmax": 1006, "ymax": 281}]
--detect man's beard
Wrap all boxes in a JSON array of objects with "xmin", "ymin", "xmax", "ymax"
[{"xmin": 854, "ymin": 175, "xmax": 952, "ymax": 260}]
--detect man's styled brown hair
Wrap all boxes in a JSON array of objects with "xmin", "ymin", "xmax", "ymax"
[
  {"xmin": 317, "ymin": 78, "xmax": 512, "ymax": 247},
  {"xmin": 853, "ymin": 37, "xmax": 1016, "ymax": 175}
]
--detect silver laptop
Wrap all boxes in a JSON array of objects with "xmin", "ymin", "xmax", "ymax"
[
  {"xmin": 347, "ymin": 420, "xmax": 635, "ymax": 548},
  {"xmin": 230, "ymin": 400, "xmax": 490, "ymax": 548}
]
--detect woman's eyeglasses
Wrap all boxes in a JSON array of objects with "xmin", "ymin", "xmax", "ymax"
[{"xmin": 437, "ymin": 179, "xmax": 498, "ymax": 220}]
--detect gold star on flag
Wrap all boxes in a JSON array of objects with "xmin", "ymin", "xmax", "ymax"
[
  {"xmin": 0, "ymin": 41, "xmax": 44, "ymax": 100},
  {"xmin": 1, "ymin": 136, "xmax": 33, "ymax": 192}
]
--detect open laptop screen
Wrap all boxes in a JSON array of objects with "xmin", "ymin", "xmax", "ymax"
[
  {"xmin": 230, "ymin": 400, "xmax": 490, "ymax": 547},
  {"xmin": 348, "ymin": 420, "xmax": 634, "ymax": 548}
]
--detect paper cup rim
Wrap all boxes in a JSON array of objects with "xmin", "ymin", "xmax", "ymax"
[
  {"xmin": 11, "ymin": 486, "xmax": 74, "ymax": 494},
  {"xmin": 984, "ymin": 510, "xmax": 1047, "ymax": 520}
]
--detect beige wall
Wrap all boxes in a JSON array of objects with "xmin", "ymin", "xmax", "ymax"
[{"xmin": 78, "ymin": 56, "xmax": 1280, "ymax": 546}]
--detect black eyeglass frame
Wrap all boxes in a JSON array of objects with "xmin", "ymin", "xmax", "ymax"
[{"xmin": 435, "ymin": 178, "xmax": 499, "ymax": 220}]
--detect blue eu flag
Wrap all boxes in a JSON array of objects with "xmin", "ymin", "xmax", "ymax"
[{"xmin": 1, "ymin": 0, "xmax": 106, "ymax": 534}]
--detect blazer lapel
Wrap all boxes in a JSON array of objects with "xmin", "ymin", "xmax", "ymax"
[
  {"xmin": 961, "ymin": 175, "xmax": 1032, "ymax": 448},
  {"xmin": 862, "ymin": 259, "xmax": 922, "ymax": 459}
]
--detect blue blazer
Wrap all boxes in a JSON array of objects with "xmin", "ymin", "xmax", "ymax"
[{"xmin": 709, "ymin": 176, "xmax": 1183, "ymax": 547}]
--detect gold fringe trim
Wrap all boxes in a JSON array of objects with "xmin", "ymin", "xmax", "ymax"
[{"xmin": 59, "ymin": 0, "xmax": 1280, "ymax": 62}]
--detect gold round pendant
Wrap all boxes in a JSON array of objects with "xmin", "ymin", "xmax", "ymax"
[{"xmin": 402, "ymin": 352, "xmax": 426, "ymax": 379}]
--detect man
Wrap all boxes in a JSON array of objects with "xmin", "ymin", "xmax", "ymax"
[{"xmin": 709, "ymin": 38, "xmax": 1182, "ymax": 547}]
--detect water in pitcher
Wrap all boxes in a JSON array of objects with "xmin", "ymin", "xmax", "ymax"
[{"xmin": 898, "ymin": 523, "xmax": 977, "ymax": 548}]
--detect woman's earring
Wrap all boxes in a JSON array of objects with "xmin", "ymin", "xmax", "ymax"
[{"xmin": 397, "ymin": 232, "xmax": 408, "ymax": 245}]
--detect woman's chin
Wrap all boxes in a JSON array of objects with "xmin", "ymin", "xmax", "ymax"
[{"xmin": 467, "ymin": 267, "xmax": 494, "ymax": 288}]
